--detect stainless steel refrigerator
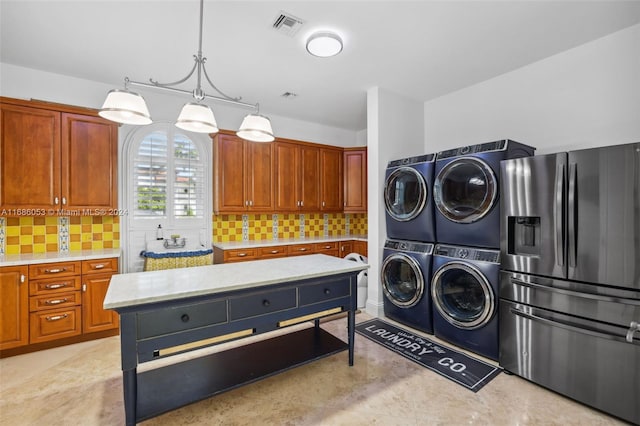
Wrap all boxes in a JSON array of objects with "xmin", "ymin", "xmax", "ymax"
[{"xmin": 499, "ymin": 142, "xmax": 640, "ymax": 424}]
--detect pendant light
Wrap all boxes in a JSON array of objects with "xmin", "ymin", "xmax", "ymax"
[{"xmin": 99, "ymin": 0, "xmax": 273, "ymax": 141}]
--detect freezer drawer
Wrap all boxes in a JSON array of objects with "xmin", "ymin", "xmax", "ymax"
[
  {"xmin": 500, "ymin": 271, "xmax": 640, "ymax": 327},
  {"xmin": 499, "ymin": 300, "xmax": 640, "ymax": 424}
]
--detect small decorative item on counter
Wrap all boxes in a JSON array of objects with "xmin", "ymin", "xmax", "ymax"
[{"xmin": 156, "ymin": 224, "xmax": 163, "ymax": 240}]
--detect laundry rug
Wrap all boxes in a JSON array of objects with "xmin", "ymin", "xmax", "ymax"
[{"xmin": 355, "ymin": 318, "xmax": 501, "ymax": 392}]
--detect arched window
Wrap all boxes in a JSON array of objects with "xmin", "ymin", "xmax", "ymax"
[{"xmin": 121, "ymin": 123, "xmax": 211, "ymax": 272}]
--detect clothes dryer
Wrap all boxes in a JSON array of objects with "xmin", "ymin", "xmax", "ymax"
[
  {"xmin": 384, "ymin": 154, "xmax": 436, "ymax": 243},
  {"xmin": 433, "ymin": 139, "xmax": 534, "ymax": 248},
  {"xmin": 381, "ymin": 239, "xmax": 434, "ymax": 333},
  {"xmin": 430, "ymin": 244, "xmax": 500, "ymax": 360}
]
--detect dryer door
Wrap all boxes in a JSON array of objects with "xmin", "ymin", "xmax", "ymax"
[
  {"xmin": 434, "ymin": 158, "xmax": 497, "ymax": 224},
  {"xmin": 381, "ymin": 253, "xmax": 425, "ymax": 308},
  {"xmin": 384, "ymin": 167, "xmax": 427, "ymax": 222},
  {"xmin": 431, "ymin": 262, "xmax": 495, "ymax": 329}
]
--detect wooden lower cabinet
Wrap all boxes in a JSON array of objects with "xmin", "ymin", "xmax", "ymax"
[
  {"xmin": 0, "ymin": 266, "xmax": 29, "ymax": 350},
  {"xmin": 0, "ymin": 258, "xmax": 119, "ymax": 357},
  {"xmin": 215, "ymin": 240, "xmax": 367, "ymax": 263}
]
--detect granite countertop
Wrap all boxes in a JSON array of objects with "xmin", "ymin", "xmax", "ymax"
[
  {"xmin": 104, "ymin": 254, "xmax": 369, "ymax": 310},
  {"xmin": 0, "ymin": 248, "xmax": 122, "ymax": 267},
  {"xmin": 213, "ymin": 235, "xmax": 367, "ymax": 250}
]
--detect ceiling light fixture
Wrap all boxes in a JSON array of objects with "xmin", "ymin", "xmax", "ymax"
[
  {"xmin": 306, "ymin": 31, "xmax": 343, "ymax": 58},
  {"xmin": 99, "ymin": 0, "xmax": 274, "ymax": 142}
]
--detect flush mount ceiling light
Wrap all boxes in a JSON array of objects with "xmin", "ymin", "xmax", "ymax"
[
  {"xmin": 306, "ymin": 31, "xmax": 343, "ymax": 58},
  {"xmin": 99, "ymin": 0, "xmax": 274, "ymax": 142}
]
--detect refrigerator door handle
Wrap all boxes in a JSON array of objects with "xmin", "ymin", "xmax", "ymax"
[
  {"xmin": 567, "ymin": 163, "xmax": 577, "ymax": 268},
  {"xmin": 510, "ymin": 306, "xmax": 637, "ymax": 345},
  {"xmin": 554, "ymin": 163, "xmax": 566, "ymax": 267},
  {"xmin": 509, "ymin": 277, "xmax": 640, "ymax": 305}
]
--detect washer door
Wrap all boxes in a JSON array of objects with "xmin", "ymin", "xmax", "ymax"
[
  {"xmin": 431, "ymin": 262, "xmax": 495, "ymax": 329},
  {"xmin": 381, "ymin": 253, "xmax": 424, "ymax": 308},
  {"xmin": 384, "ymin": 167, "xmax": 427, "ymax": 222},
  {"xmin": 434, "ymin": 158, "xmax": 497, "ymax": 224}
]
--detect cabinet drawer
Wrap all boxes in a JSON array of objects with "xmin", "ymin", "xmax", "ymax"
[
  {"xmin": 223, "ymin": 248, "xmax": 258, "ymax": 263},
  {"xmin": 29, "ymin": 276, "xmax": 81, "ymax": 296},
  {"xmin": 299, "ymin": 277, "xmax": 351, "ymax": 306},
  {"xmin": 29, "ymin": 291, "xmax": 81, "ymax": 312},
  {"xmin": 82, "ymin": 258, "xmax": 118, "ymax": 275},
  {"xmin": 313, "ymin": 242, "xmax": 339, "ymax": 253},
  {"xmin": 29, "ymin": 261, "xmax": 81, "ymax": 279},
  {"xmin": 287, "ymin": 244, "xmax": 314, "ymax": 256},
  {"xmin": 229, "ymin": 288, "xmax": 297, "ymax": 321},
  {"xmin": 29, "ymin": 306, "xmax": 82, "ymax": 344},
  {"xmin": 258, "ymin": 246, "xmax": 288, "ymax": 259},
  {"xmin": 137, "ymin": 299, "xmax": 228, "ymax": 339}
]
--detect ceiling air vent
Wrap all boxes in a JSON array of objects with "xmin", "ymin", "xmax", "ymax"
[{"xmin": 272, "ymin": 11, "xmax": 304, "ymax": 37}]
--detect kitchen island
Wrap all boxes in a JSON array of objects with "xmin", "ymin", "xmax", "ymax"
[{"xmin": 104, "ymin": 254, "xmax": 368, "ymax": 425}]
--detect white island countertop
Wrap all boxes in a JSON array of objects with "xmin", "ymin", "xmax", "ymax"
[{"xmin": 104, "ymin": 254, "xmax": 369, "ymax": 310}]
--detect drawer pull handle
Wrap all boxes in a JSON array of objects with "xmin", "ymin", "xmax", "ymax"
[
  {"xmin": 262, "ymin": 299, "xmax": 271, "ymax": 307},
  {"xmin": 45, "ymin": 283, "xmax": 67, "ymax": 289},
  {"xmin": 45, "ymin": 298, "xmax": 68, "ymax": 305},
  {"xmin": 298, "ymin": 248, "xmax": 308, "ymax": 252},
  {"xmin": 270, "ymin": 250, "xmax": 279, "ymax": 254},
  {"xmin": 45, "ymin": 268, "xmax": 66, "ymax": 274},
  {"xmin": 93, "ymin": 264, "xmax": 105, "ymax": 269},
  {"xmin": 324, "ymin": 245, "xmax": 331, "ymax": 249},
  {"xmin": 324, "ymin": 289, "xmax": 331, "ymax": 295},
  {"xmin": 237, "ymin": 253, "xmax": 247, "ymax": 257},
  {"xmin": 46, "ymin": 314, "xmax": 68, "ymax": 321},
  {"xmin": 181, "ymin": 314, "xmax": 190, "ymax": 323}
]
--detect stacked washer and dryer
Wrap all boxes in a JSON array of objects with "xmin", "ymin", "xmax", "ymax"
[{"xmin": 382, "ymin": 140, "xmax": 535, "ymax": 361}]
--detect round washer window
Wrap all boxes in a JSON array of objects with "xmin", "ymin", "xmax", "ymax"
[
  {"xmin": 433, "ymin": 158, "xmax": 497, "ymax": 224},
  {"xmin": 384, "ymin": 167, "xmax": 427, "ymax": 222},
  {"xmin": 431, "ymin": 262, "xmax": 495, "ymax": 329},
  {"xmin": 381, "ymin": 253, "xmax": 424, "ymax": 308}
]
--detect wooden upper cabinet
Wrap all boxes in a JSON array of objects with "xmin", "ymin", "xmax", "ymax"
[
  {"xmin": 214, "ymin": 132, "xmax": 274, "ymax": 213},
  {"xmin": 0, "ymin": 98, "xmax": 118, "ymax": 214},
  {"xmin": 0, "ymin": 103, "xmax": 61, "ymax": 210},
  {"xmin": 320, "ymin": 148, "xmax": 343, "ymax": 212},
  {"xmin": 62, "ymin": 113, "xmax": 118, "ymax": 210},
  {"xmin": 274, "ymin": 141, "xmax": 320, "ymax": 212},
  {"xmin": 343, "ymin": 148, "xmax": 367, "ymax": 213}
]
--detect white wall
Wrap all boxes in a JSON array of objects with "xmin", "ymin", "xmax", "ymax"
[
  {"xmin": 0, "ymin": 63, "xmax": 359, "ymax": 147},
  {"xmin": 424, "ymin": 23, "xmax": 640, "ymax": 154},
  {"xmin": 366, "ymin": 87, "xmax": 424, "ymax": 317}
]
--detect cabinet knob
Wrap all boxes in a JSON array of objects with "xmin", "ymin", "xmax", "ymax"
[
  {"xmin": 54, "ymin": 197, "xmax": 59, "ymax": 205},
  {"xmin": 324, "ymin": 288, "xmax": 331, "ymax": 295},
  {"xmin": 62, "ymin": 197, "xmax": 67, "ymax": 205},
  {"xmin": 20, "ymin": 274, "xmax": 25, "ymax": 283},
  {"xmin": 181, "ymin": 314, "xmax": 190, "ymax": 323},
  {"xmin": 262, "ymin": 299, "xmax": 271, "ymax": 307}
]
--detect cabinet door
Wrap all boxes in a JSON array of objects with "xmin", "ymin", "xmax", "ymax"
[
  {"xmin": 274, "ymin": 141, "xmax": 300, "ymax": 211},
  {"xmin": 82, "ymin": 273, "xmax": 119, "ymax": 333},
  {"xmin": 321, "ymin": 148, "xmax": 343, "ymax": 211},
  {"xmin": 61, "ymin": 113, "xmax": 118, "ymax": 210},
  {"xmin": 344, "ymin": 148, "xmax": 367, "ymax": 213},
  {"xmin": 246, "ymin": 141, "xmax": 274, "ymax": 211},
  {"xmin": 214, "ymin": 134, "xmax": 247, "ymax": 212},
  {"xmin": 0, "ymin": 266, "xmax": 29, "ymax": 350},
  {"xmin": 299, "ymin": 145, "xmax": 321, "ymax": 211},
  {"xmin": 0, "ymin": 104, "xmax": 61, "ymax": 210},
  {"xmin": 340, "ymin": 241, "xmax": 354, "ymax": 256}
]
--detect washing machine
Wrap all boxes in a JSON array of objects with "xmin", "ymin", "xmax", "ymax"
[
  {"xmin": 430, "ymin": 244, "xmax": 500, "ymax": 361},
  {"xmin": 384, "ymin": 154, "xmax": 436, "ymax": 243},
  {"xmin": 381, "ymin": 239, "xmax": 434, "ymax": 333},
  {"xmin": 433, "ymin": 139, "xmax": 534, "ymax": 248}
]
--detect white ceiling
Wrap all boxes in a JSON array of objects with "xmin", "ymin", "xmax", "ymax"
[{"xmin": 2, "ymin": 1, "xmax": 640, "ymax": 131}]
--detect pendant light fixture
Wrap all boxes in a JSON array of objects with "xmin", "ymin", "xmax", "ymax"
[{"xmin": 99, "ymin": 0, "xmax": 274, "ymax": 142}]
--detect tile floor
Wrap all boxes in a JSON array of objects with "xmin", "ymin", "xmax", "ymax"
[{"xmin": 0, "ymin": 313, "xmax": 626, "ymax": 425}]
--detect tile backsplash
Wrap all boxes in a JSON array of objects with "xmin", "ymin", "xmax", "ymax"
[
  {"xmin": 213, "ymin": 212, "xmax": 368, "ymax": 243},
  {"xmin": 0, "ymin": 212, "xmax": 367, "ymax": 254}
]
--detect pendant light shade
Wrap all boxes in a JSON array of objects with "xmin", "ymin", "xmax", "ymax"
[
  {"xmin": 175, "ymin": 103, "xmax": 219, "ymax": 134},
  {"xmin": 237, "ymin": 114, "xmax": 275, "ymax": 142},
  {"xmin": 99, "ymin": 89, "xmax": 152, "ymax": 125}
]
